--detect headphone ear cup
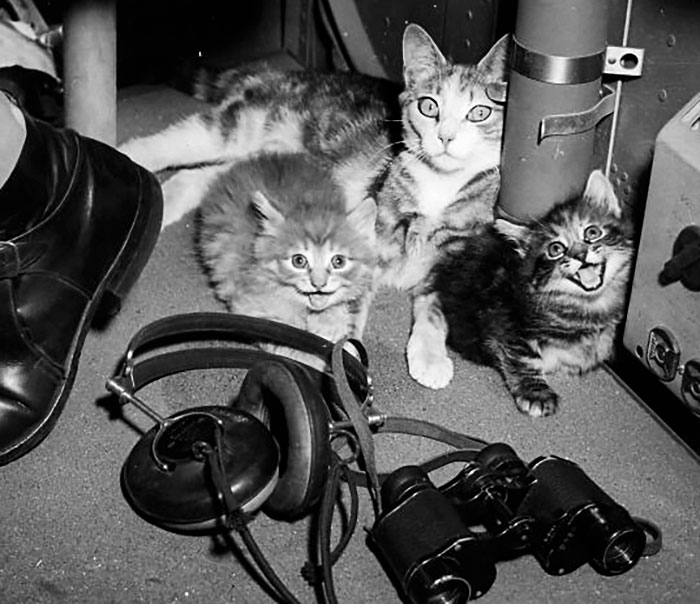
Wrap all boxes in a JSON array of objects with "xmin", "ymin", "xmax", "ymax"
[{"xmin": 235, "ymin": 361, "xmax": 331, "ymax": 519}]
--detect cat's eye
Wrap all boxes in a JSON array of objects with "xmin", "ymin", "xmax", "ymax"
[
  {"xmin": 466, "ymin": 105, "xmax": 492, "ymax": 122},
  {"xmin": 417, "ymin": 96, "xmax": 439, "ymax": 119},
  {"xmin": 331, "ymin": 255, "xmax": 347, "ymax": 269},
  {"xmin": 290, "ymin": 254, "xmax": 308, "ymax": 269},
  {"xmin": 547, "ymin": 241, "xmax": 567, "ymax": 260},
  {"xmin": 583, "ymin": 224, "xmax": 604, "ymax": 243}
]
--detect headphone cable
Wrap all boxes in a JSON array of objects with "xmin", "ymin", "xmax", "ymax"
[{"xmin": 203, "ymin": 433, "xmax": 304, "ymax": 604}]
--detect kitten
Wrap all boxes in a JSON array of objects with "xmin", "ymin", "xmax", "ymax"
[
  {"xmin": 429, "ymin": 170, "xmax": 634, "ymax": 417},
  {"xmin": 197, "ymin": 152, "xmax": 377, "ymax": 343},
  {"xmin": 119, "ymin": 24, "xmax": 508, "ymax": 377}
]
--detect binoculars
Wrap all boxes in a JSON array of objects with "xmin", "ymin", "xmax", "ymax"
[{"xmin": 371, "ymin": 443, "xmax": 657, "ymax": 604}]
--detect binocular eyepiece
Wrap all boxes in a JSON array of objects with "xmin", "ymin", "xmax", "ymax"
[{"xmin": 371, "ymin": 444, "xmax": 656, "ymax": 603}]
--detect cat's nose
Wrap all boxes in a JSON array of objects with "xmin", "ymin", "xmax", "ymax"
[
  {"xmin": 570, "ymin": 244, "xmax": 587, "ymax": 262},
  {"xmin": 310, "ymin": 270, "xmax": 328, "ymax": 289},
  {"xmin": 438, "ymin": 131, "xmax": 455, "ymax": 145}
]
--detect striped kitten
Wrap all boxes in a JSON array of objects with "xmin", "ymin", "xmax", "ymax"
[
  {"xmin": 119, "ymin": 24, "xmax": 508, "ymax": 371},
  {"xmin": 430, "ymin": 171, "xmax": 634, "ymax": 417},
  {"xmin": 197, "ymin": 152, "xmax": 376, "ymax": 342}
]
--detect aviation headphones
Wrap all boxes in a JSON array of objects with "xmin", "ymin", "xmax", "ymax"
[{"xmin": 105, "ymin": 311, "xmax": 383, "ymax": 532}]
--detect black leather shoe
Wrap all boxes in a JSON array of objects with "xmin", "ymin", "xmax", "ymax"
[{"xmin": 0, "ymin": 113, "xmax": 163, "ymax": 465}]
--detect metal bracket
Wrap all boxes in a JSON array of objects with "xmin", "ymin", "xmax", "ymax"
[
  {"xmin": 603, "ymin": 45, "xmax": 645, "ymax": 78},
  {"xmin": 539, "ymin": 85, "xmax": 617, "ymax": 142},
  {"xmin": 511, "ymin": 37, "xmax": 605, "ymax": 85}
]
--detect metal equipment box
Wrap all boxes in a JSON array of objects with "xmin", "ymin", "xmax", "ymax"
[{"xmin": 623, "ymin": 92, "xmax": 700, "ymax": 419}]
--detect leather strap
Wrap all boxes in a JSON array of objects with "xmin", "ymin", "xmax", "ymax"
[{"xmin": 0, "ymin": 240, "xmax": 47, "ymax": 278}]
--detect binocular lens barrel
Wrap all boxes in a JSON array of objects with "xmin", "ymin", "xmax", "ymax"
[
  {"xmin": 373, "ymin": 466, "xmax": 497, "ymax": 603},
  {"xmin": 407, "ymin": 558, "xmax": 473, "ymax": 603},
  {"xmin": 582, "ymin": 505, "xmax": 647, "ymax": 575},
  {"xmin": 520, "ymin": 457, "xmax": 646, "ymax": 576},
  {"xmin": 598, "ymin": 529, "xmax": 646, "ymax": 574}
]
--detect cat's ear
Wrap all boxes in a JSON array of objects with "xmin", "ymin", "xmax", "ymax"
[
  {"xmin": 478, "ymin": 34, "xmax": 510, "ymax": 82},
  {"xmin": 583, "ymin": 170, "xmax": 622, "ymax": 218},
  {"xmin": 347, "ymin": 196, "xmax": 377, "ymax": 238},
  {"xmin": 251, "ymin": 190, "xmax": 285, "ymax": 234},
  {"xmin": 494, "ymin": 218, "xmax": 529, "ymax": 256},
  {"xmin": 402, "ymin": 24, "xmax": 446, "ymax": 89}
]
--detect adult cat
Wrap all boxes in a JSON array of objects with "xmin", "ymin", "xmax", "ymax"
[{"xmin": 120, "ymin": 24, "xmax": 508, "ymax": 381}]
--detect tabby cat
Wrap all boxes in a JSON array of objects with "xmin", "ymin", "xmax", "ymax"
[
  {"xmin": 196, "ymin": 152, "xmax": 376, "ymax": 342},
  {"xmin": 119, "ymin": 24, "xmax": 509, "ymax": 373},
  {"xmin": 429, "ymin": 170, "xmax": 634, "ymax": 417}
]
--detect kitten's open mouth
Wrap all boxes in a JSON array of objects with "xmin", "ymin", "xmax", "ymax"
[
  {"xmin": 570, "ymin": 262, "xmax": 606, "ymax": 291},
  {"xmin": 306, "ymin": 292, "xmax": 334, "ymax": 310}
]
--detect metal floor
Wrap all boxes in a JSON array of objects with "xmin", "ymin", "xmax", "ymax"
[{"xmin": 1, "ymin": 87, "xmax": 699, "ymax": 604}]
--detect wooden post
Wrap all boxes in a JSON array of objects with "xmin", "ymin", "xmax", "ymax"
[{"xmin": 63, "ymin": 0, "xmax": 117, "ymax": 145}]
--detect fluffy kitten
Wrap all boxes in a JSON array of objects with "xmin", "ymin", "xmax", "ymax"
[
  {"xmin": 119, "ymin": 24, "xmax": 508, "ymax": 375},
  {"xmin": 430, "ymin": 171, "xmax": 634, "ymax": 417},
  {"xmin": 197, "ymin": 152, "xmax": 376, "ymax": 343}
]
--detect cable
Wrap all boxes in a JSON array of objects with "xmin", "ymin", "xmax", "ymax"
[
  {"xmin": 237, "ymin": 523, "xmax": 303, "ymax": 604},
  {"xmin": 303, "ymin": 452, "xmax": 361, "ymax": 604},
  {"xmin": 203, "ymin": 438, "xmax": 303, "ymax": 604}
]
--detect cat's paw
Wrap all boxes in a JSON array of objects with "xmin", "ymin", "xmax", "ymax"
[
  {"xmin": 407, "ymin": 335, "xmax": 454, "ymax": 389},
  {"xmin": 514, "ymin": 384, "xmax": 559, "ymax": 418}
]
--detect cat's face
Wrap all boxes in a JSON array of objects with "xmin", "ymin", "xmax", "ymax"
[
  {"xmin": 254, "ymin": 193, "xmax": 376, "ymax": 312},
  {"xmin": 276, "ymin": 241, "xmax": 363, "ymax": 310},
  {"xmin": 498, "ymin": 171, "xmax": 634, "ymax": 304},
  {"xmin": 400, "ymin": 24, "xmax": 508, "ymax": 173}
]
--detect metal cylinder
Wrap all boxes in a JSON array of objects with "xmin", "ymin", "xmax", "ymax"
[
  {"xmin": 498, "ymin": 0, "xmax": 609, "ymax": 222},
  {"xmin": 63, "ymin": 0, "xmax": 117, "ymax": 145}
]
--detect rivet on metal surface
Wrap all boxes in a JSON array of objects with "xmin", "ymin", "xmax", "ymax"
[
  {"xmin": 667, "ymin": 34, "xmax": 676, "ymax": 48},
  {"xmin": 658, "ymin": 89, "xmax": 669, "ymax": 102}
]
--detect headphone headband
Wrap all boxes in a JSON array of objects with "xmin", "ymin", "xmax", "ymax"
[{"xmin": 111, "ymin": 312, "xmax": 371, "ymax": 405}]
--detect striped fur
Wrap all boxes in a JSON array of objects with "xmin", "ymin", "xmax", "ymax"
[
  {"xmin": 430, "ymin": 171, "xmax": 634, "ymax": 417},
  {"xmin": 119, "ymin": 24, "xmax": 509, "ymax": 372}
]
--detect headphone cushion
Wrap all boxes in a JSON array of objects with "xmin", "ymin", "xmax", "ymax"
[{"xmin": 235, "ymin": 361, "xmax": 331, "ymax": 519}]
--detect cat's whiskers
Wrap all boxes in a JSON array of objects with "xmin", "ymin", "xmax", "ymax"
[{"xmin": 364, "ymin": 138, "xmax": 409, "ymax": 165}]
